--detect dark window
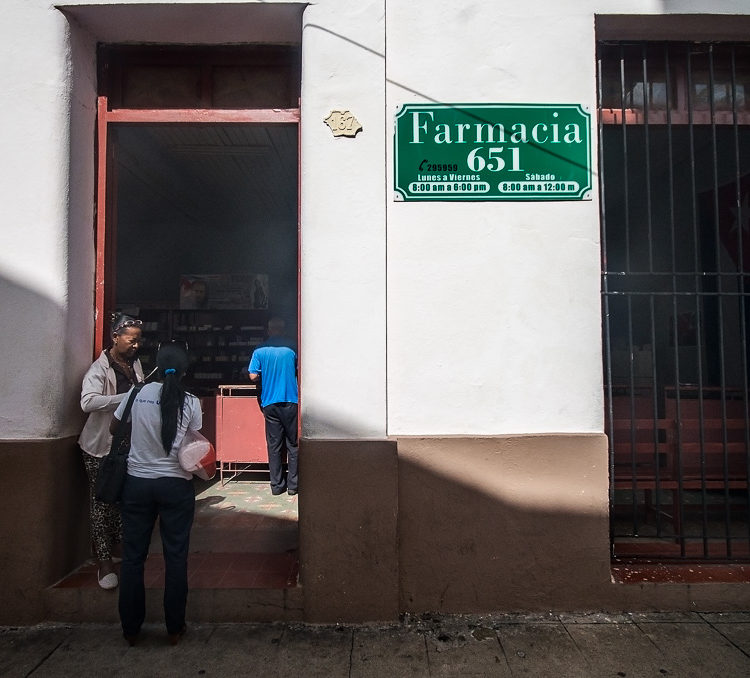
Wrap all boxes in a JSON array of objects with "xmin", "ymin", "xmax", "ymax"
[
  {"xmin": 599, "ymin": 42, "xmax": 750, "ymax": 563},
  {"xmin": 99, "ymin": 45, "xmax": 300, "ymax": 109}
]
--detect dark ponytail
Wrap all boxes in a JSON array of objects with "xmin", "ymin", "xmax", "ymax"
[{"xmin": 156, "ymin": 343, "xmax": 189, "ymax": 454}]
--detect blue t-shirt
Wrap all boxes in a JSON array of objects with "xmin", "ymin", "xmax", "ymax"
[{"xmin": 248, "ymin": 338, "xmax": 298, "ymax": 407}]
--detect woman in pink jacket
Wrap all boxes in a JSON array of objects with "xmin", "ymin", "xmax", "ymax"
[{"xmin": 78, "ymin": 313, "xmax": 144, "ymax": 589}]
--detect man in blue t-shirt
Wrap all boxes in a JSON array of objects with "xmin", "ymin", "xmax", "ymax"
[{"xmin": 248, "ymin": 317, "xmax": 299, "ymax": 495}]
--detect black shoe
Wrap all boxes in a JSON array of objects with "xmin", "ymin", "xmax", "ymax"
[
  {"xmin": 168, "ymin": 626, "xmax": 186, "ymax": 646},
  {"xmin": 287, "ymin": 489, "xmax": 298, "ymax": 496},
  {"xmin": 123, "ymin": 632, "xmax": 138, "ymax": 647},
  {"xmin": 271, "ymin": 486, "xmax": 287, "ymax": 495}
]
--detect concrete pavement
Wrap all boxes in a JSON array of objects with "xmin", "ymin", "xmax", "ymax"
[{"xmin": 1, "ymin": 611, "xmax": 749, "ymax": 677}]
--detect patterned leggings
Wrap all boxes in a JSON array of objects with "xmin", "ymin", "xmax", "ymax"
[{"xmin": 82, "ymin": 451, "xmax": 122, "ymax": 561}]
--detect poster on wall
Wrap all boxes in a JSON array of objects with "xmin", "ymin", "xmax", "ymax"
[
  {"xmin": 394, "ymin": 103, "xmax": 592, "ymax": 201},
  {"xmin": 179, "ymin": 274, "xmax": 269, "ymax": 310}
]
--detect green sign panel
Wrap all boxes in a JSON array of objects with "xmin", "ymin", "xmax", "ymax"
[{"xmin": 394, "ymin": 103, "xmax": 591, "ymax": 201}]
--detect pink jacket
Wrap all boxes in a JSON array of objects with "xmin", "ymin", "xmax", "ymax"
[{"xmin": 78, "ymin": 351, "xmax": 144, "ymax": 457}]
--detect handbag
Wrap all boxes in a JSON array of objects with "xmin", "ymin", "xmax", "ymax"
[
  {"xmin": 177, "ymin": 428, "xmax": 217, "ymax": 480},
  {"xmin": 94, "ymin": 385, "xmax": 142, "ymax": 504}
]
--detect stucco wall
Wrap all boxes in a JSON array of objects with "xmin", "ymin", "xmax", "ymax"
[
  {"xmin": 298, "ymin": 435, "xmax": 749, "ymax": 622},
  {"xmin": 1, "ymin": 0, "xmax": 750, "ymax": 625},
  {"xmin": 0, "ymin": 438, "xmax": 89, "ymax": 624},
  {"xmin": 0, "ymin": 4, "xmax": 80, "ymax": 438},
  {"xmin": 4, "ymin": 0, "xmax": 750, "ymax": 441},
  {"xmin": 384, "ymin": 0, "xmax": 743, "ymax": 437},
  {"xmin": 0, "ymin": 0, "xmax": 307, "ymax": 442},
  {"xmin": 397, "ymin": 435, "xmax": 611, "ymax": 612},
  {"xmin": 299, "ymin": 0, "xmax": 388, "ymax": 439}
]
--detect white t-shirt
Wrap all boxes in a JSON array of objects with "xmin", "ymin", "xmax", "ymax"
[{"xmin": 114, "ymin": 382, "xmax": 202, "ymax": 480}]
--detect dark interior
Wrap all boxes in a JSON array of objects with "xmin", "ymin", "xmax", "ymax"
[{"xmin": 114, "ymin": 123, "xmax": 298, "ymax": 393}]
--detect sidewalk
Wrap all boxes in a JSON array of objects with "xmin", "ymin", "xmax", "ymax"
[{"xmin": 2, "ymin": 612, "xmax": 749, "ymax": 677}]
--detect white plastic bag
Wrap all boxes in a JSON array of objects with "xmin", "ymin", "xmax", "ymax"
[{"xmin": 177, "ymin": 429, "xmax": 216, "ymax": 480}]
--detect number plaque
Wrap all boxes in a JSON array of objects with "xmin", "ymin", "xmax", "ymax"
[{"xmin": 324, "ymin": 110, "xmax": 363, "ymax": 138}]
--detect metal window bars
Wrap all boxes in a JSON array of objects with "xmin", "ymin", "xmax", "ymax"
[{"xmin": 598, "ymin": 42, "xmax": 750, "ymax": 562}]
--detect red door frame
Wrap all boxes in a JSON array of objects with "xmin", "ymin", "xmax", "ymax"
[{"xmin": 93, "ymin": 95, "xmax": 301, "ymax": 355}]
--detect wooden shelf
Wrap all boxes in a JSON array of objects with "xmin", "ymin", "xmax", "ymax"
[{"xmin": 127, "ymin": 306, "xmax": 268, "ymax": 394}]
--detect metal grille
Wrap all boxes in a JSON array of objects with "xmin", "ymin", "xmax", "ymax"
[{"xmin": 598, "ymin": 42, "xmax": 750, "ymax": 561}]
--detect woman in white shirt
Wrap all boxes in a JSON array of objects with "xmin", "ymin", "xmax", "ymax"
[{"xmin": 111, "ymin": 341, "xmax": 201, "ymax": 646}]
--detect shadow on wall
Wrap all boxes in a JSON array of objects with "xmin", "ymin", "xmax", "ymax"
[
  {"xmin": 299, "ymin": 434, "xmax": 615, "ymax": 622},
  {"xmin": 0, "ymin": 274, "xmax": 91, "ymax": 623},
  {"xmin": 396, "ymin": 436, "xmax": 612, "ymax": 614},
  {"xmin": 301, "ymin": 404, "xmax": 378, "ymax": 439},
  {"xmin": 0, "ymin": 274, "xmax": 88, "ymax": 438},
  {"xmin": 393, "ymin": 435, "xmax": 746, "ymax": 615}
]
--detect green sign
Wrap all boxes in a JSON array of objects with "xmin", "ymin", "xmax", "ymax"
[{"xmin": 394, "ymin": 103, "xmax": 591, "ymax": 201}]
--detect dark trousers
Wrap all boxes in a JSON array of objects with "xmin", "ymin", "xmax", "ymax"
[
  {"xmin": 119, "ymin": 475, "xmax": 195, "ymax": 636},
  {"xmin": 263, "ymin": 402, "xmax": 298, "ymax": 492}
]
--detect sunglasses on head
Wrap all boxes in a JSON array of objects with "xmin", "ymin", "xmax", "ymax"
[{"xmin": 113, "ymin": 318, "xmax": 142, "ymax": 333}]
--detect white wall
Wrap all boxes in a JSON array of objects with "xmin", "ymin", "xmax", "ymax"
[
  {"xmin": 386, "ymin": 1, "xmax": 601, "ymax": 435},
  {"xmin": 299, "ymin": 1, "xmax": 388, "ymax": 438},
  {"xmin": 3, "ymin": 0, "xmax": 750, "ymax": 440},
  {"xmin": 385, "ymin": 0, "xmax": 750, "ymax": 436},
  {"xmin": 0, "ymin": 0, "xmax": 306, "ymax": 440},
  {"xmin": 0, "ymin": 3, "xmax": 78, "ymax": 437}
]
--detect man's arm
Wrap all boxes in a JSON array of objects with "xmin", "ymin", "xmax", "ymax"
[{"xmin": 248, "ymin": 348, "xmax": 261, "ymax": 383}]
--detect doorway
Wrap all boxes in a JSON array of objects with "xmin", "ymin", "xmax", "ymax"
[
  {"xmin": 111, "ymin": 121, "xmax": 299, "ymax": 587},
  {"xmin": 88, "ymin": 45, "xmax": 301, "ymax": 590}
]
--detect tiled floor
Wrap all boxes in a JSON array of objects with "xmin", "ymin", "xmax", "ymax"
[{"xmin": 54, "ymin": 478, "xmax": 299, "ymax": 590}]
